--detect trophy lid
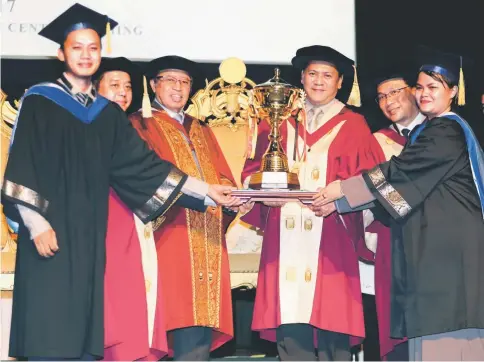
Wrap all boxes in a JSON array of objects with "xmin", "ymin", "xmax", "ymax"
[{"xmin": 256, "ymin": 68, "xmax": 294, "ymax": 89}]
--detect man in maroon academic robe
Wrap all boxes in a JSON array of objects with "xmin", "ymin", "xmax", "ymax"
[
  {"xmin": 240, "ymin": 46, "xmax": 374, "ymax": 361},
  {"xmin": 94, "ymin": 57, "xmax": 169, "ymax": 361},
  {"xmin": 356, "ymin": 63, "xmax": 425, "ymax": 361}
]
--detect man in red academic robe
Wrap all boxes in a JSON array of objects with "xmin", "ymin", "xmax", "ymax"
[
  {"xmin": 240, "ymin": 46, "xmax": 373, "ymax": 361},
  {"xmin": 128, "ymin": 56, "xmax": 235, "ymax": 361},
  {"xmin": 94, "ymin": 57, "xmax": 169, "ymax": 361},
  {"xmin": 355, "ymin": 63, "xmax": 425, "ymax": 361}
]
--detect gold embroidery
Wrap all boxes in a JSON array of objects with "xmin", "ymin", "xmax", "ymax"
[
  {"xmin": 152, "ymin": 215, "xmax": 166, "ymax": 231},
  {"xmin": 367, "ymin": 166, "xmax": 412, "ymax": 218},
  {"xmin": 304, "ymin": 268, "xmax": 312, "ymax": 282},
  {"xmin": 304, "ymin": 218, "xmax": 313, "ymax": 231},
  {"xmin": 144, "ymin": 225, "xmax": 152, "ymax": 240},
  {"xmin": 285, "ymin": 217, "xmax": 295, "ymax": 230},
  {"xmin": 2, "ymin": 180, "xmax": 49, "ymax": 213},
  {"xmin": 153, "ymin": 113, "xmax": 223, "ymax": 328},
  {"xmin": 145, "ymin": 280, "xmax": 151, "ymax": 292},
  {"xmin": 385, "ymin": 137, "xmax": 395, "ymax": 145},
  {"xmin": 311, "ymin": 168, "xmax": 320, "ymax": 180}
]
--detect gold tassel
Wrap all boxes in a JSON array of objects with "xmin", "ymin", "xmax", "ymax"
[
  {"xmin": 142, "ymin": 76, "xmax": 152, "ymax": 118},
  {"xmin": 457, "ymin": 57, "xmax": 466, "ymax": 106},
  {"xmin": 106, "ymin": 21, "xmax": 112, "ymax": 54},
  {"xmin": 347, "ymin": 65, "xmax": 361, "ymax": 107}
]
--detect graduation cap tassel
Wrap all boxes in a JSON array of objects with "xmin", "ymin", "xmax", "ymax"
[
  {"xmin": 142, "ymin": 76, "xmax": 153, "ymax": 118},
  {"xmin": 347, "ymin": 65, "xmax": 361, "ymax": 107},
  {"xmin": 457, "ymin": 56, "xmax": 466, "ymax": 106},
  {"xmin": 106, "ymin": 21, "xmax": 112, "ymax": 54}
]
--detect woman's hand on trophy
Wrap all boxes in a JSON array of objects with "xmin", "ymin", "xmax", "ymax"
[
  {"xmin": 309, "ymin": 202, "xmax": 336, "ymax": 218},
  {"xmin": 311, "ymin": 181, "xmax": 344, "ymax": 207},
  {"xmin": 208, "ymin": 184, "xmax": 242, "ymax": 207},
  {"xmin": 262, "ymin": 201, "xmax": 286, "ymax": 208}
]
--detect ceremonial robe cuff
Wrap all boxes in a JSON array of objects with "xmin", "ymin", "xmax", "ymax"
[
  {"xmin": 17, "ymin": 205, "xmax": 53, "ymax": 239},
  {"xmin": 341, "ymin": 175, "xmax": 375, "ymax": 208}
]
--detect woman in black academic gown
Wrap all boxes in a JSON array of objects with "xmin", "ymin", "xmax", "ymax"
[{"xmin": 312, "ymin": 47, "xmax": 484, "ymax": 361}]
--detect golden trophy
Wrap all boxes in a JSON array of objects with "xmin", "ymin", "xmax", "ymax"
[
  {"xmin": 231, "ymin": 68, "xmax": 316, "ymax": 205},
  {"xmin": 247, "ymin": 68, "xmax": 305, "ymax": 189}
]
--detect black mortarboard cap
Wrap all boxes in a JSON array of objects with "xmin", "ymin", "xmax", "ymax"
[
  {"xmin": 291, "ymin": 45, "xmax": 354, "ymax": 75},
  {"xmin": 292, "ymin": 45, "xmax": 361, "ymax": 106},
  {"xmin": 142, "ymin": 56, "xmax": 203, "ymax": 118},
  {"xmin": 372, "ymin": 55, "xmax": 416, "ymax": 90},
  {"xmin": 416, "ymin": 45, "xmax": 462, "ymax": 84},
  {"xmin": 145, "ymin": 56, "xmax": 201, "ymax": 83},
  {"xmin": 38, "ymin": 3, "xmax": 118, "ymax": 46},
  {"xmin": 93, "ymin": 57, "xmax": 139, "ymax": 81},
  {"xmin": 415, "ymin": 45, "xmax": 466, "ymax": 105}
]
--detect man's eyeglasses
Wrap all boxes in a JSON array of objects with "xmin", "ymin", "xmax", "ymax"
[
  {"xmin": 375, "ymin": 86, "xmax": 409, "ymax": 104},
  {"xmin": 156, "ymin": 76, "xmax": 191, "ymax": 87}
]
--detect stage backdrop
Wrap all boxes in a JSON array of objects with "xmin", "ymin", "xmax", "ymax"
[{"xmin": 2, "ymin": 0, "xmax": 356, "ymax": 63}]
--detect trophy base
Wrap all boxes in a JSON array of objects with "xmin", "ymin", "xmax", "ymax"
[{"xmin": 248, "ymin": 171, "xmax": 300, "ymax": 190}]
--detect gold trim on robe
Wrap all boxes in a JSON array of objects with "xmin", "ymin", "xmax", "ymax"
[
  {"xmin": 153, "ymin": 114, "xmax": 223, "ymax": 328},
  {"xmin": 2, "ymin": 180, "xmax": 49, "ymax": 213},
  {"xmin": 134, "ymin": 167, "xmax": 185, "ymax": 222},
  {"xmin": 367, "ymin": 166, "xmax": 412, "ymax": 218}
]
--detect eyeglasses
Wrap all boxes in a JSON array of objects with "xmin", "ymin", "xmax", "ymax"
[
  {"xmin": 156, "ymin": 76, "xmax": 191, "ymax": 88},
  {"xmin": 375, "ymin": 86, "xmax": 409, "ymax": 104}
]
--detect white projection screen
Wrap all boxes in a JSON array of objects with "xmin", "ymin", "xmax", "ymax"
[{"xmin": 1, "ymin": 0, "xmax": 356, "ymax": 63}]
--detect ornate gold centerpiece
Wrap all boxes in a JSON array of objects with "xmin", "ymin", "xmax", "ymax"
[{"xmin": 248, "ymin": 68, "xmax": 305, "ymax": 189}]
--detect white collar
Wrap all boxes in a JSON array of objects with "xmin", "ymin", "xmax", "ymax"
[
  {"xmin": 155, "ymin": 99, "xmax": 185, "ymax": 124},
  {"xmin": 305, "ymin": 98, "xmax": 338, "ymax": 115},
  {"xmin": 394, "ymin": 112, "xmax": 426, "ymax": 134}
]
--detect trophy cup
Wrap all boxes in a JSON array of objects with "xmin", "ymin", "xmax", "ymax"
[
  {"xmin": 248, "ymin": 68, "xmax": 304, "ymax": 189},
  {"xmin": 232, "ymin": 68, "xmax": 316, "ymax": 205}
]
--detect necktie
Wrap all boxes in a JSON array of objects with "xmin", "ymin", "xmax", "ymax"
[
  {"xmin": 76, "ymin": 92, "xmax": 92, "ymax": 107},
  {"xmin": 307, "ymin": 108, "xmax": 324, "ymax": 133},
  {"xmin": 173, "ymin": 113, "xmax": 184, "ymax": 124},
  {"xmin": 401, "ymin": 128, "xmax": 410, "ymax": 139}
]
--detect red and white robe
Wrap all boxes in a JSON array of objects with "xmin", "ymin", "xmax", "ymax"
[
  {"xmin": 242, "ymin": 100, "xmax": 374, "ymax": 345},
  {"xmin": 103, "ymin": 190, "xmax": 166, "ymax": 361}
]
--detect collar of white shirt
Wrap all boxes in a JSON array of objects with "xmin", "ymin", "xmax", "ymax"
[
  {"xmin": 305, "ymin": 98, "xmax": 338, "ymax": 117},
  {"xmin": 394, "ymin": 112, "xmax": 426, "ymax": 134},
  {"xmin": 154, "ymin": 99, "xmax": 185, "ymax": 124},
  {"xmin": 59, "ymin": 72, "xmax": 96, "ymax": 100}
]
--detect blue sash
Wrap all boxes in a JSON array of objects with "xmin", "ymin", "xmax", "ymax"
[
  {"xmin": 410, "ymin": 113, "xmax": 484, "ymax": 218},
  {"xmin": 11, "ymin": 83, "xmax": 110, "ymax": 145}
]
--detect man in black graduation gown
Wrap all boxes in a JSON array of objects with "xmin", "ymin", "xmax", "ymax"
[{"xmin": 1, "ymin": 3, "xmax": 240, "ymax": 360}]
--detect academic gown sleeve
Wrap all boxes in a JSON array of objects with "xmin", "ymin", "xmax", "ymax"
[
  {"xmin": 1, "ymin": 96, "xmax": 51, "ymax": 221},
  {"xmin": 360, "ymin": 117, "xmax": 468, "ymax": 221},
  {"xmin": 109, "ymin": 110, "xmax": 193, "ymax": 223}
]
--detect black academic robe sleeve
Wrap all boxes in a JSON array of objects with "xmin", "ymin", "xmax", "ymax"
[
  {"xmin": 362, "ymin": 117, "xmax": 467, "ymax": 221},
  {"xmin": 1, "ymin": 96, "xmax": 50, "ymax": 221},
  {"xmin": 177, "ymin": 195, "xmax": 207, "ymax": 212},
  {"xmin": 109, "ymin": 110, "xmax": 190, "ymax": 223}
]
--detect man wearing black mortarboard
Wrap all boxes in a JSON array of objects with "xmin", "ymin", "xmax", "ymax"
[
  {"xmin": 355, "ymin": 59, "xmax": 423, "ymax": 362},
  {"xmin": 1, "ymin": 4, "xmax": 241, "ymax": 360},
  {"xmin": 93, "ymin": 57, "xmax": 170, "ymax": 360},
  {"xmin": 240, "ymin": 45, "xmax": 376, "ymax": 361},
  {"xmin": 128, "ymin": 56, "xmax": 237, "ymax": 361}
]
